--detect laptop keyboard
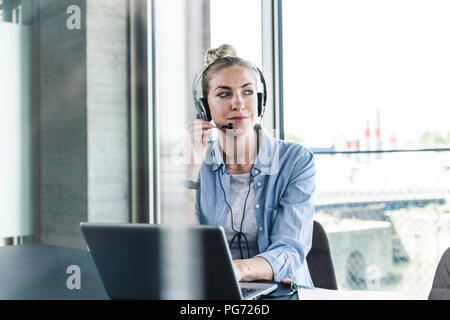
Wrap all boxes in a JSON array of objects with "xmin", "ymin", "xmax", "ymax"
[{"xmin": 241, "ymin": 288, "xmax": 260, "ymax": 297}]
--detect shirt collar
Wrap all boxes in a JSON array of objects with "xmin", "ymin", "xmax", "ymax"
[{"xmin": 206, "ymin": 125, "xmax": 279, "ymax": 176}]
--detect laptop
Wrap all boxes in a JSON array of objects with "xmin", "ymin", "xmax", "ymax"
[{"xmin": 80, "ymin": 222, "xmax": 277, "ymax": 300}]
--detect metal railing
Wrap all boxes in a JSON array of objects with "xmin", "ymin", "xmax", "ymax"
[{"xmin": 313, "ymin": 149, "xmax": 450, "ymax": 299}]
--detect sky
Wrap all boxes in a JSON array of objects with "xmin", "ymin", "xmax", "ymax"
[{"xmin": 211, "ymin": 0, "xmax": 450, "ymax": 149}]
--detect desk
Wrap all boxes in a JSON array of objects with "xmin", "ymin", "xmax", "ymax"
[
  {"xmin": 0, "ymin": 244, "xmax": 292, "ymax": 300},
  {"xmin": 1, "ymin": 244, "xmax": 408, "ymax": 300}
]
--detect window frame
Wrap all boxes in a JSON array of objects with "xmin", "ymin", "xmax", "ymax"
[{"xmin": 261, "ymin": 0, "xmax": 284, "ymax": 139}]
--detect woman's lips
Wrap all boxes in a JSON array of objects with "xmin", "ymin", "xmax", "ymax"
[{"xmin": 227, "ymin": 116, "xmax": 248, "ymax": 122}]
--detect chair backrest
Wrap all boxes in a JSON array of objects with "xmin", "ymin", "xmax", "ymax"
[
  {"xmin": 306, "ymin": 220, "xmax": 338, "ymax": 290},
  {"xmin": 428, "ymin": 247, "xmax": 450, "ymax": 300}
]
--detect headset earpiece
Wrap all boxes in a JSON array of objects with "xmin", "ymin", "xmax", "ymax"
[
  {"xmin": 253, "ymin": 66, "xmax": 267, "ymax": 118},
  {"xmin": 257, "ymin": 92, "xmax": 263, "ymax": 117},
  {"xmin": 199, "ymin": 97, "xmax": 212, "ymax": 122}
]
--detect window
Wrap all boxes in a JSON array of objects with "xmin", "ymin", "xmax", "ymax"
[
  {"xmin": 149, "ymin": 0, "xmax": 263, "ymax": 225},
  {"xmin": 282, "ymin": 0, "xmax": 450, "ymax": 152},
  {"xmin": 282, "ymin": 0, "xmax": 450, "ymax": 299},
  {"xmin": 210, "ymin": 0, "xmax": 262, "ymax": 73},
  {"xmin": 150, "ymin": 0, "xmax": 209, "ymax": 298}
]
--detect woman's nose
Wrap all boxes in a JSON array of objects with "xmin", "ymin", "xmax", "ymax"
[{"xmin": 231, "ymin": 93, "xmax": 244, "ymax": 110}]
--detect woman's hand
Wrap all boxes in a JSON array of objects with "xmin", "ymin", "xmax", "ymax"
[
  {"xmin": 233, "ymin": 257, "xmax": 274, "ymax": 282},
  {"xmin": 186, "ymin": 119, "xmax": 213, "ymax": 180},
  {"xmin": 233, "ymin": 259, "xmax": 250, "ymax": 281}
]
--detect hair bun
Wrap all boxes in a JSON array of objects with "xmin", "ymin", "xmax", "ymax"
[{"xmin": 205, "ymin": 44, "xmax": 238, "ymax": 65}]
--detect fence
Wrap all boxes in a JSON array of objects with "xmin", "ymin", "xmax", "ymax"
[{"xmin": 313, "ymin": 150, "xmax": 450, "ymax": 299}]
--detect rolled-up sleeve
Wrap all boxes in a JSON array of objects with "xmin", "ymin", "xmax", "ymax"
[{"xmin": 257, "ymin": 149, "xmax": 315, "ymax": 282}]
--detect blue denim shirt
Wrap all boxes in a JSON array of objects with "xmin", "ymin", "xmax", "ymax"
[{"xmin": 195, "ymin": 127, "xmax": 316, "ymax": 287}]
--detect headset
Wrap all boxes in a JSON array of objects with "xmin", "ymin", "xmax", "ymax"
[
  {"xmin": 191, "ymin": 58, "xmax": 268, "ymax": 259},
  {"xmin": 192, "ymin": 57, "xmax": 268, "ymax": 123}
]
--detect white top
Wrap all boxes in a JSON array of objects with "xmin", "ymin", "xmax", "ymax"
[{"xmin": 224, "ymin": 173, "xmax": 259, "ymax": 260}]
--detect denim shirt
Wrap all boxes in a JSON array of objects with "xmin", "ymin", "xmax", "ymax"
[{"xmin": 195, "ymin": 127, "xmax": 316, "ymax": 287}]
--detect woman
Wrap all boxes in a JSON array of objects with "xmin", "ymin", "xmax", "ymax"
[{"xmin": 186, "ymin": 44, "xmax": 316, "ymax": 287}]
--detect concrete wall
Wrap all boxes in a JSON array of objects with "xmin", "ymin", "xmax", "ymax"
[
  {"xmin": 86, "ymin": 0, "xmax": 129, "ymax": 223},
  {"xmin": 38, "ymin": 0, "xmax": 129, "ymax": 249},
  {"xmin": 39, "ymin": 0, "xmax": 88, "ymax": 249}
]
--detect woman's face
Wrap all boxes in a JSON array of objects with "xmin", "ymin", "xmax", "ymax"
[{"xmin": 207, "ymin": 65, "xmax": 258, "ymax": 135}]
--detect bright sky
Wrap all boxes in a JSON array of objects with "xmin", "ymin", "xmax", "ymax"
[
  {"xmin": 283, "ymin": 0, "xmax": 450, "ymax": 148},
  {"xmin": 211, "ymin": 0, "xmax": 450, "ymax": 149}
]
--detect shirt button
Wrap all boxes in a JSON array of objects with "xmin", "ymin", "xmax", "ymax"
[
  {"xmin": 255, "ymin": 204, "xmax": 260, "ymax": 209},
  {"xmin": 257, "ymin": 182, "xmax": 262, "ymax": 187},
  {"xmin": 259, "ymin": 227, "xmax": 263, "ymax": 232}
]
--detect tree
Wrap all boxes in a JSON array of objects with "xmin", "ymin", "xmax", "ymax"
[
  {"xmin": 420, "ymin": 131, "xmax": 433, "ymax": 147},
  {"xmin": 420, "ymin": 131, "xmax": 447, "ymax": 147},
  {"xmin": 285, "ymin": 133, "xmax": 304, "ymax": 144},
  {"xmin": 433, "ymin": 131, "xmax": 445, "ymax": 145}
]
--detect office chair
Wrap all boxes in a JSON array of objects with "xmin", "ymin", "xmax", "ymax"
[
  {"xmin": 428, "ymin": 247, "xmax": 450, "ymax": 300},
  {"xmin": 306, "ymin": 221, "xmax": 338, "ymax": 290}
]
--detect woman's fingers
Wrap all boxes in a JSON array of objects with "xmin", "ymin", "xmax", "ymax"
[
  {"xmin": 202, "ymin": 129, "xmax": 213, "ymax": 145},
  {"xmin": 186, "ymin": 120, "xmax": 213, "ymax": 165},
  {"xmin": 188, "ymin": 119, "xmax": 213, "ymax": 131},
  {"xmin": 188, "ymin": 120, "xmax": 213, "ymax": 144}
]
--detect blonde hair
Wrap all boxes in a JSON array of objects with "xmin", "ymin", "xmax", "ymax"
[
  {"xmin": 202, "ymin": 44, "xmax": 257, "ymax": 98},
  {"xmin": 205, "ymin": 44, "xmax": 238, "ymax": 65}
]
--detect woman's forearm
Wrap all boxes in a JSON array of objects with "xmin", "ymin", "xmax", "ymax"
[{"xmin": 233, "ymin": 257, "xmax": 274, "ymax": 281}]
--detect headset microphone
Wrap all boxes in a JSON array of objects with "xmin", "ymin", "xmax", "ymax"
[
  {"xmin": 195, "ymin": 114, "xmax": 233, "ymax": 130},
  {"xmin": 214, "ymin": 123, "xmax": 234, "ymax": 129}
]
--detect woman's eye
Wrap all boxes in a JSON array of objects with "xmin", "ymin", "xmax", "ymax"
[
  {"xmin": 245, "ymin": 90, "xmax": 254, "ymax": 95},
  {"xmin": 218, "ymin": 92, "xmax": 230, "ymax": 98}
]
